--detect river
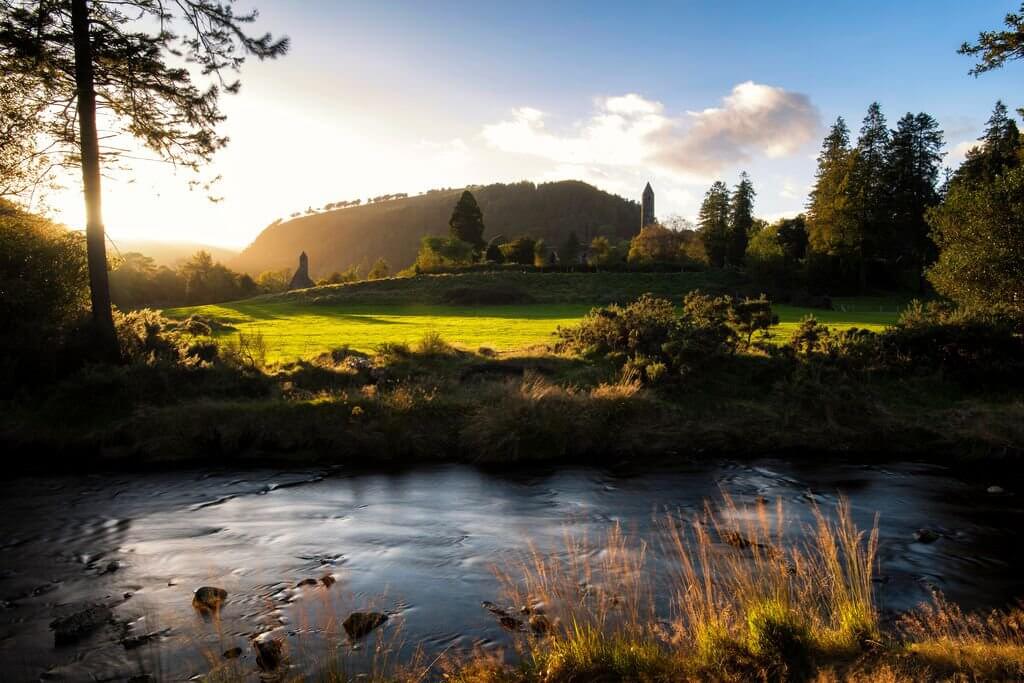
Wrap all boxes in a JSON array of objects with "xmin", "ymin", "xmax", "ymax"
[{"xmin": 0, "ymin": 460, "xmax": 1020, "ymax": 681}]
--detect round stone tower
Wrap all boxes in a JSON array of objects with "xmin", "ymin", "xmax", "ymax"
[{"xmin": 641, "ymin": 182, "xmax": 655, "ymax": 228}]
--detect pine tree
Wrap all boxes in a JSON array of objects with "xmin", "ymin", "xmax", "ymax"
[
  {"xmin": 728, "ymin": 172, "xmax": 756, "ymax": 266},
  {"xmin": 885, "ymin": 112, "xmax": 944, "ymax": 284},
  {"xmin": 807, "ymin": 117, "xmax": 856, "ymax": 258},
  {"xmin": 0, "ymin": 1, "xmax": 288, "ymax": 360},
  {"xmin": 448, "ymin": 190, "xmax": 486, "ymax": 251},
  {"xmin": 698, "ymin": 181, "xmax": 731, "ymax": 268},
  {"xmin": 849, "ymin": 102, "xmax": 892, "ymax": 291}
]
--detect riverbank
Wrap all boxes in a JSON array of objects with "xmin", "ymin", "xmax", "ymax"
[{"xmin": 4, "ymin": 338, "xmax": 1022, "ymax": 475}]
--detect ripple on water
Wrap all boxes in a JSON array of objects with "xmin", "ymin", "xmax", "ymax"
[{"xmin": 0, "ymin": 461, "xmax": 1021, "ymax": 681}]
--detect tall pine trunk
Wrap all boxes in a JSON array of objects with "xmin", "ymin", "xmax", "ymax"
[{"xmin": 71, "ymin": 0, "xmax": 119, "ymax": 361}]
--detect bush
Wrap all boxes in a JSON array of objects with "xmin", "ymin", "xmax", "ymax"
[
  {"xmin": 415, "ymin": 236, "xmax": 476, "ymax": 271},
  {"xmin": 0, "ymin": 200, "xmax": 89, "ymax": 387},
  {"xmin": 556, "ymin": 292, "xmax": 777, "ymax": 382},
  {"xmin": 788, "ymin": 301, "xmax": 1024, "ymax": 386}
]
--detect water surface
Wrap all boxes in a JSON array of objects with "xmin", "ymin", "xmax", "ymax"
[{"xmin": 0, "ymin": 460, "xmax": 1020, "ymax": 680}]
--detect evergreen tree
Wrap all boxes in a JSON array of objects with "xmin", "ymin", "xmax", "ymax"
[
  {"xmin": 448, "ymin": 190, "xmax": 486, "ymax": 251},
  {"xmin": 728, "ymin": 172, "xmax": 756, "ymax": 266},
  {"xmin": 885, "ymin": 112, "xmax": 944, "ymax": 283},
  {"xmin": 849, "ymin": 102, "xmax": 892, "ymax": 291},
  {"xmin": 698, "ymin": 181, "xmax": 731, "ymax": 268},
  {"xmin": 0, "ymin": 1, "xmax": 288, "ymax": 360},
  {"xmin": 959, "ymin": 3, "xmax": 1024, "ymax": 75},
  {"xmin": 562, "ymin": 230, "xmax": 581, "ymax": 264},
  {"xmin": 958, "ymin": 102, "xmax": 1022, "ymax": 186},
  {"xmin": 807, "ymin": 117, "xmax": 857, "ymax": 258}
]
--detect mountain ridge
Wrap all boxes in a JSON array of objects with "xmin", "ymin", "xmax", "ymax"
[{"xmin": 231, "ymin": 180, "xmax": 642, "ymax": 276}]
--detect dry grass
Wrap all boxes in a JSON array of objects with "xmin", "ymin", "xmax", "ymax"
[
  {"xmin": 479, "ymin": 495, "xmax": 881, "ymax": 681},
  {"xmin": 900, "ymin": 592, "xmax": 1024, "ymax": 679}
]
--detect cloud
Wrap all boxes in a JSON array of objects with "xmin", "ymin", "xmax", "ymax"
[
  {"xmin": 948, "ymin": 139, "xmax": 980, "ymax": 166},
  {"xmin": 481, "ymin": 82, "xmax": 820, "ymax": 181},
  {"xmin": 652, "ymin": 82, "xmax": 820, "ymax": 175}
]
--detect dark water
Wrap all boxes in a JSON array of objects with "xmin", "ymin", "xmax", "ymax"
[{"xmin": 0, "ymin": 460, "xmax": 1021, "ymax": 681}]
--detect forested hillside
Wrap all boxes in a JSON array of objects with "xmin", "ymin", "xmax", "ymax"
[{"xmin": 232, "ymin": 181, "xmax": 640, "ymax": 276}]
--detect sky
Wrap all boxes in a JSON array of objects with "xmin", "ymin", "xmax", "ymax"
[{"xmin": 41, "ymin": 0, "xmax": 1024, "ymax": 249}]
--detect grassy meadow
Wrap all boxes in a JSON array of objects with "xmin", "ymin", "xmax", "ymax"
[{"xmin": 167, "ymin": 273, "xmax": 906, "ymax": 362}]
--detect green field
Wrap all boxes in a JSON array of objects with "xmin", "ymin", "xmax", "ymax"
[{"xmin": 171, "ymin": 294, "xmax": 905, "ymax": 363}]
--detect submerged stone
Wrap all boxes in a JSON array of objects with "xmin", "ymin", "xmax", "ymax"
[
  {"xmin": 50, "ymin": 605, "xmax": 113, "ymax": 645},
  {"xmin": 343, "ymin": 611, "xmax": 388, "ymax": 639},
  {"xmin": 192, "ymin": 586, "xmax": 227, "ymax": 613}
]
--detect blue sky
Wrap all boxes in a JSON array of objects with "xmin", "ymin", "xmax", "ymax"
[{"xmin": 48, "ymin": 1, "xmax": 1023, "ymax": 247}]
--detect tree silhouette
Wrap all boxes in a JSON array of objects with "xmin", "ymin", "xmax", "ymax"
[
  {"xmin": 0, "ymin": 1, "xmax": 288, "ymax": 359},
  {"xmin": 448, "ymin": 190, "xmax": 486, "ymax": 252}
]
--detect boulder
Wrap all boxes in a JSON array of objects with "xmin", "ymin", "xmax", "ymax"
[
  {"xmin": 50, "ymin": 605, "xmax": 112, "ymax": 645},
  {"xmin": 222, "ymin": 646, "xmax": 242, "ymax": 660},
  {"xmin": 914, "ymin": 529, "xmax": 940, "ymax": 544},
  {"xmin": 192, "ymin": 586, "xmax": 227, "ymax": 613},
  {"xmin": 343, "ymin": 611, "xmax": 388, "ymax": 639}
]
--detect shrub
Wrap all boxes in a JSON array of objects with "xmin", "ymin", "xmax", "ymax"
[
  {"xmin": 221, "ymin": 329, "xmax": 268, "ymax": 370},
  {"xmin": 789, "ymin": 301, "xmax": 1024, "ymax": 386},
  {"xmin": 0, "ymin": 199, "xmax": 89, "ymax": 386},
  {"xmin": 414, "ymin": 331, "xmax": 453, "ymax": 356},
  {"xmin": 415, "ymin": 236, "xmax": 475, "ymax": 271},
  {"xmin": 556, "ymin": 292, "xmax": 777, "ymax": 382}
]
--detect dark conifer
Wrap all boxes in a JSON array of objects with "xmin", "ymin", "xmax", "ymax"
[{"xmin": 448, "ymin": 190, "xmax": 486, "ymax": 251}]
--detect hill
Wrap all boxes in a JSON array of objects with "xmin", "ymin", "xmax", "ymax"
[
  {"xmin": 231, "ymin": 180, "xmax": 641, "ymax": 277},
  {"xmin": 112, "ymin": 239, "xmax": 239, "ymax": 267}
]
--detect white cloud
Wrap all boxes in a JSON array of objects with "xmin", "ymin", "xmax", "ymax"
[
  {"xmin": 481, "ymin": 82, "xmax": 820, "ymax": 182},
  {"xmin": 948, "ymin": 139, "xmax": 980, "ymax": 166}
]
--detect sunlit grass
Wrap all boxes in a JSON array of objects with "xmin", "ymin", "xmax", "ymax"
[{"xmin": 167, "ymin": 297, "xmax": 904, "ymax": 362}]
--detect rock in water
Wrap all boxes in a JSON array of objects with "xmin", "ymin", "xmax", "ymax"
[
  {"xmin": 914, "ymin": 529, "xmax": 940, "ymax": 543},
  {"xmin": 321, "ymin": 574, "xmax": 336, "ymax": 588},
  {"xmin": 254, "ymin": 636, "xmax": 285, "ymax": 671},
  {"xmin": 343, "ymin": 611, "xmax": 388, "ymax": 639},
  {"xmin": 50, "ymin": 605, "xmax": 113, "ymax": 645},
  {"xmin": 192, "ymin": 586, "xmax": 227, "ymax": 613},
  {"xmin": 222, "ymin": 646, "xmax": 242, "ymax": 659},
  {"xmin": 988, "ymin": 485, "xmax": 1005, "ymax": 494}
]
